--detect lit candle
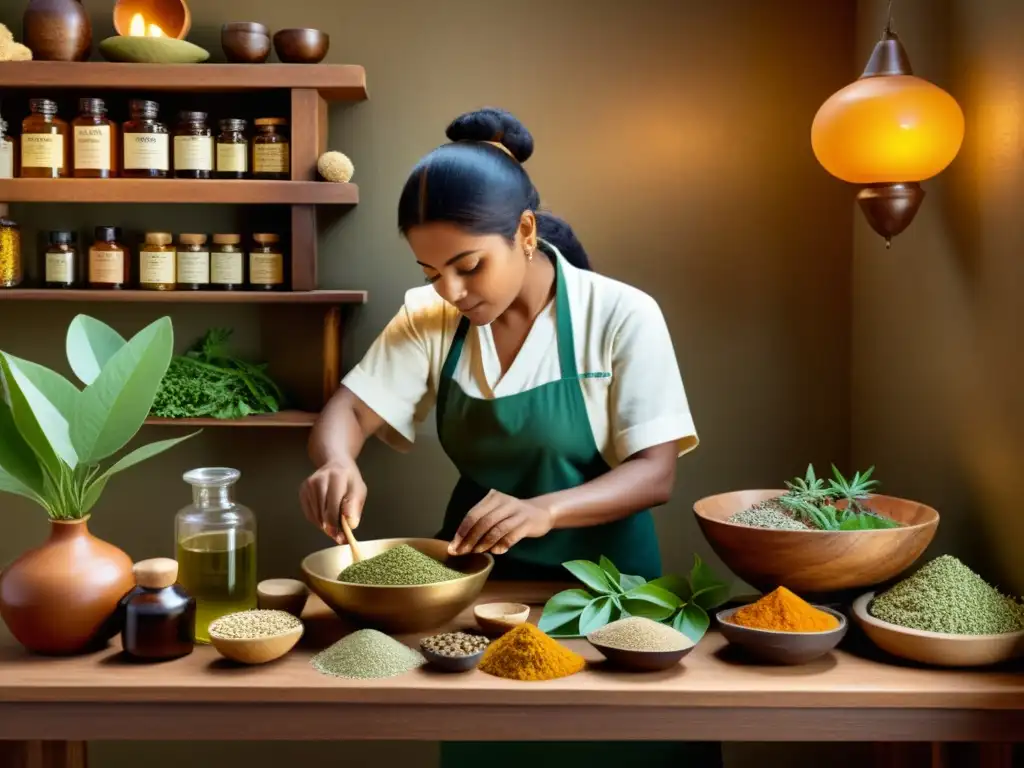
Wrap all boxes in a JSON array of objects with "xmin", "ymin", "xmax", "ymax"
[{"xmin": 128, "ymin": 12, "xmax": 166, "ymax": 37}]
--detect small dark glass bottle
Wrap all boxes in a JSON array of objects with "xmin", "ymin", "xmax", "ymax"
[
  {"xmin": 120, "ymin": 557, "xmax": 196, "ymax": 661},
  {"xmin": 88, "ymin": 225, "xmax": 130, "ymax": 290},
  {"xmin": 123, "ymin": 99, "xmax": 169, "ymax": 179},
  {"xmin": 252, "ymin": 118, "xmax": 289, "ymax": 179},
  {"xmin": 73, "ymin": 98, "xmax": 118, "ymax": 179},
  {"xmin": 216, "ymin": 119, "xmax": 248, "ymax": 179},
  {"xmin": 174, "ymin": 111, "xmax": 214, "ymax": 179},
  {"xmin": 44, "ymin": 230, "xmax": 81, "ymax": 288}
]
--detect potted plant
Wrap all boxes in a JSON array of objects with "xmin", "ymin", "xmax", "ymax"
[{"xmin": 0, "ymin": 315, "xmax": 197, "ymax": 654}]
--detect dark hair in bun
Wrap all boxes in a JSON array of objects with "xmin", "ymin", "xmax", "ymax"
[{"xmin": 398, "ymin": 107, "xmax": 592, "ymax": 271}]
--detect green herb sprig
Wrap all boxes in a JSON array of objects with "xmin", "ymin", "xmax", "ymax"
[{"xmin": 777, "ymin": 463, "xmax": 899, "ymax": 531}]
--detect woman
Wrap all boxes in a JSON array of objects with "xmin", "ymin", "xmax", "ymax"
[{"xmin": 300, "ymin": 108, "xmax": 718, "ymax": 766}]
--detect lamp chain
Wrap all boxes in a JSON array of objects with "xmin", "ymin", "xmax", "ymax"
[{"xmin": 884, "ymin": 0, "xmax": 896, "ymax": 37}]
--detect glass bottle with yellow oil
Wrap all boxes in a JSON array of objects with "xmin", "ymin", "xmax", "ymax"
[{"xmin": 175, "ymin": 467, "xmax": 257, "ymax": 644}]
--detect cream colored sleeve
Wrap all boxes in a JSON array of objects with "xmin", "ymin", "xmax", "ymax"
[{"xmin": 609, "ymin": 291, "xmax": 698, "ymax": 461}]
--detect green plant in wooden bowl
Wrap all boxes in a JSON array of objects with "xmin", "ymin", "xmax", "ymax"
[{"xmin": 0, "ymin": 315, "xmax": 198, "ymax": 654}]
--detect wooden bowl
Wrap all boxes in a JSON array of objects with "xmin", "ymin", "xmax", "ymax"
[
  {"xmin": 113, "ymin": 0, "xmax": 191, "ymax": 39},
  {"xmin": 716, "ymin": 605, "xmax": 848, "ymax": 664},
  {"xmin": 587, "ymin": 640, "xmax": 696, "ymax": 671},
  {"xmin": 221, "ymin": 22, "xmax": 271, "ymax": 64},
  {"xmin": 208, "ymin": 624, "xmax": 303, "ymax": 665},
  {"xmin": 474, "ymin": 602, "xmax": 530, "ymax": 637},
  {"xmin": 273, "ymin": 28, "xmax": 329, "ymax": 64},
  {"xmin": 301, "ymin": 538, "xmax": 493, "ymax": 633},
  {"xmin": 693, "ymin": 490, "xmax": 939, "ymax": 595},
  {"xmin": 852, "ymin": 592, "xmax": 1024, "ymax": 667},
  {"xmin": 257, "ymin": 578, "xmax": 308, "ymax": 617},
  {"xmin": 420, "ymin": 643, "xmax": 486, "ymax": 673}
]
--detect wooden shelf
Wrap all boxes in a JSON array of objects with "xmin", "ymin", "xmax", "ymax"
[
  {"xmin": 0, "ymin": 179, "xmax": 358, "ymax": 205},
  {"xmin": 0, "ymin": 289, "xmax": 366, "ymax": 304},
  {"xmin": 145, "ymin": 410, "xmax": 317, "ymax": 427},
  {"xmin": 0, "ymin": 62, "xmax": 368, "ymax": 101}
]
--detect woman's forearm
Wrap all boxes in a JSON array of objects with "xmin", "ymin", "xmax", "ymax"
[
  {"xmin": 308, "ymin": 386, "xmax": 382, "ymax": 467},
  {"xmin": 532, "ymin": 443, "xmax": 678, "ymax": 529}
]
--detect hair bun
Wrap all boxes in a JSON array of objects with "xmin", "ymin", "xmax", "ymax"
[{"xmin": 445, "ymin": 107, "xmax": 534, "ymax": 163}]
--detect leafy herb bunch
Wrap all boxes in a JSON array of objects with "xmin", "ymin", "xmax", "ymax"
[
  {"xmin": 538, "ymin": 555, "xmax": 731, "ymax": 643},
  {"xmin": 777, "ymin": 464, "xmax": 899, "ymax": 531}
]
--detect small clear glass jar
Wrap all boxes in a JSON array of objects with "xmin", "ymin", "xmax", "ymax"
[
  {"xmin": 45, "ymin": 230, "xmax": 80, "ymax": 288},
  {"xmin": 249, "ymin": 233, "xmax": 284, "ymax": 291},
  {"xmin": 174, "ymin": 111, "xmax": 214, "ymax": 179},
  {"xmin": 119, "ymin": 558, "xmax": 196, "ymax": 661},
  {"xmin": 176, "ymin": 233, "xmax": 210, "ymax": 290},
  {"xmin": 175, "ymin": 468, "xmax": 257, "ymax": 645},
  {"xmin": 0, "ymin": 205, "xmax": 22, "ymax": 289},
  {"xmin": 216, "ymin": 118, "xmax": 248, "ymax": 179},
  {"xmin": 123, "ymin": 99, "xmax": 169, "ymax": 178},
  {"xmin": 211, "ymin": 233, "xmax": 245, "ymax": 290},
  {"xmin": 252, "ymin": 118, "xmax": 289, "ymax": 179}
]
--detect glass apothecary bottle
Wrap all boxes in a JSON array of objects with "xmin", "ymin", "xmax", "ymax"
[
  {"xmin": 216, "ymin": 118, "xmax": 248, "ymax": 179},
  {"xmin": 177, "ymin": 233, "xmax": 210, "ymax": 290},
  {"xmin": 0, "ymin": 115, "xmax": 15, "ymax": 180},
  {"xmin": 89, "ymin": 225, "xmax": 129, "ymax": 290},
  {"xmin": 175, "ymin": 468, "xmax": 257, "ymax": 644},
  {"xmin": 21, "ymin": 98, "xmax": 68, "ymax": 179},
  {"xmin": 123, "ymin": 99, "xmax": 169, "ymax": 179},
  {"xmin": 139, "ymin": 231, "xmax": 176, "ymax": 291},
  {"xmin": 211, "ymin": 233, "xmax": 245, "ymax": 290},
  {"xmin": 0, "ymin": 205, "xmax": 22, "ymax": 289},
  {"xmin": 73, "ymin": 97, "xmax": 117, "ymax": 179},
  {"xmin": 119, "ymin": 557, "xmax": 196, "ymax": 661},
  {"xmin": 252, "ymin": 118, "xmax": 289, "ymax": 179},
  {"xmin": 174, "ymin": 111, "xmax": 214, "ymax": 179},
  {"xmin": 249, "ymin": 233, "xmax": 285, "ymax": 291},
  {"xmin": 45, "ymin": 230, "xmax": 81, "ymax": 288}
]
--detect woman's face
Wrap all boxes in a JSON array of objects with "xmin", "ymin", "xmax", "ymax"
[{"xmin": 407, "ymin": 213, "xmax": 536, "ymax": 326}]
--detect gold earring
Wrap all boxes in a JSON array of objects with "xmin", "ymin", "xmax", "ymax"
[{"xmin": 525, "ymin": 246, "xmax": 534, "ymax": 261}]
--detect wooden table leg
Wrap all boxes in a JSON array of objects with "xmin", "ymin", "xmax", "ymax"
[{"xmin": 0, "ymin": 742, "xmax": 87, "ymax": 768}]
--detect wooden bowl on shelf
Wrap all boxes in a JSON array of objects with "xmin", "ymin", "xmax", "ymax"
[
  {"xmin": 273, "ymin": 28, "xmax": 329, "ymax": 64},
  {"xmin": 716, "ymin": 605, "xmax": 848, "ymax": 665},
  {"xmin": 113, "ymin": 0, "xmax": 191, "ymax": 39},
  {"xmin": 222, "ymin": 22, "xmax": 271, "ymax": 64},
  {"xmin": 693, "ymin": 490, "xmax": 939, "ymax": 596},
  {"xmin": 852, "ymin": 592, "xmax": 1024, "ymax": 667}
]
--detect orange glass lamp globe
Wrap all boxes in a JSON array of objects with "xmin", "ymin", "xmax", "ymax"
[{"xmin": 812, "ymin": 74, "xmax": 964, "ymax": 185}]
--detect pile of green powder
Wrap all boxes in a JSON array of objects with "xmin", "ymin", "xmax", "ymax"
[
  {"xmin": 311, "ymin": 629, "xmax": 426, "ymax": 679},
  {"xmin": 870, "ymin": 555, "xmax": 1024, "ymax": 635},
  {"xmin": 729, "ymin": 499, "xmax": 811, "ymax": 531},
  {"xmin": 336, "ymin": 544, "xmax": 464, "ymax": 586}
]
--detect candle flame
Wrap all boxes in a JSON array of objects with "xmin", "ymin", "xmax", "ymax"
[{"xmin": 128, "ymin": 13, "xmax": 165, "ymax": 37}]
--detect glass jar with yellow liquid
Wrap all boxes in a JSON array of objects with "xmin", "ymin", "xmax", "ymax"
[{"xmin": 175, "ymin": 467, "xmax": 257, "ymax": 644}]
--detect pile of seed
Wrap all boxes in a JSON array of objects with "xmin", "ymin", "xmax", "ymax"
[
  {"xmin": 311, "ymin": 629, "xmax": 426, "ymax": 679},
  {"xmin": 337, "ymin": 544, "xmax": 465, "ymax": 586},
  {"xmin": 870, "ymin": 555, "xmax": 1024, "ymax": 635},
  {"xmin": 728, "ymin": 498, "xmax": 811, "ymax": 531},
  {"xmin": 588, "ymin": 617, "xmax": 694, "ymax": 652},
  {"xmin": 422, "ymin": 631, "xmax": 490, "ymax": 658},
  {"xmin": 208, "ymin": 610, "xmax": 302, "ymax": 640}
]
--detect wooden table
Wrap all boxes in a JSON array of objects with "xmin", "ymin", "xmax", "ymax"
[{"xmin": 0, "ymin": 583, "xmax": 1021, "ymax": 768}]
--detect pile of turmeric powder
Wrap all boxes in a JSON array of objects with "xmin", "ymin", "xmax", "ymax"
[
  {"xmin": 479, "ymin": 623, "xmax": 585, "ymax": 681},
  {"xmin": 727, "ymin": 586, "xmax": 839, "ymax": 632}
]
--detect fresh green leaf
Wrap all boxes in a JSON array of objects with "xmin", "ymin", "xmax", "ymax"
[
  {"xmin": 673, "ymin": 603, "xmax": 711, "ymax": 643},
  {"xmin": 72, "ymin": 317, "xmax": 173, "ymax": 464},
  {"xmin": 599, "ymin": 555, "xmax": 624, "ymax": 593},
  {"xmin": 624, "ymin": 583, "xmax": 682, "ymax": 610},
  {"xmin": 563, "ymin": 560, "xmax": 616, "ymax": 595},
  {"xmin": 545, "ymin": 618, "xmax": 582, "ymax": 638},
  {"xmin": 0, "ymin": 465, "xmax": 44, "ymax": 504},
  {"xmin": 578, "ymin": 595, "xmax": 617, "ymax": 636},
  {"xmin": 0, "ymin": 352, "xmax": 77, "ymax": 472},
  {"xmin": 66, "ymin": 315, "xmax": 126, "ymax": 386},
  {"xmin": 538, "ymin": 588, "xmax": 593, "ymax": 632},
  {"xmin": 92, "ymin": 433, "xmax": 200, "ymax": 485},
  {"xmin": 689, "ymin": 556, "xmax": 731, "ymax": 610},
  {"xmin": 650, "ymin": 574, "xmax": 692, "ymax": 601},
  {"xmin": 80, "ymin": 474, "xmax": 108, "ymax": 516},
  {"xmin": 839, "ymin": 513, "xmax": 901, "ymax": 530},
  {"xmin": 619, "ymin": 573, "xmax": 647, "ymax": 591},
  {"xmin": 0, "ymin": 399, "xmax": 44, "ymax": 497},
  {"xmin": 621, "ymin": 597, "xmax": 676, "ymax": 621}
]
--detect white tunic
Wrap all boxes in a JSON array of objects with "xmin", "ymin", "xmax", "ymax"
[{"xmin": 342, "ymin": 248, "xmax": 698, "ymax": 468}]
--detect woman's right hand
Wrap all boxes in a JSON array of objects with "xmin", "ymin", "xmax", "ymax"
[{"xmin": 299, "ymin": 460, "xmax": 367, "ymax": 543}]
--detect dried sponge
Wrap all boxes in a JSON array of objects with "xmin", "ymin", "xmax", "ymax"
[
  {"xmin": 0, "ymin": 24, "xmax": 32, "ymax": 61},
  {"xmin": 317, "ymin": 150, "xmax": 354, "ymax": 183}
]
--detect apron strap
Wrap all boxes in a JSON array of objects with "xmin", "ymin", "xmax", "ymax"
[
  {"xmin": 552, "ymin": 253, "xmax": 579, "ymax": 380},
  {"xmin": 437, "ymin": 315, "xmax": 471, "ymax": 428}
]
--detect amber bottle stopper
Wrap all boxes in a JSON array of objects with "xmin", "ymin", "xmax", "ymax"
[{"xmin": 133, "ymin": 558, "xmax": 179, "ymax": 590}]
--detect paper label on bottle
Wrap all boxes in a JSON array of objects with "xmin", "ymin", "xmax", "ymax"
[
  {"xmin": 124, "ymin": 133, "xmax": 169, "ymax": 171},
  {"xmin": 0, "ymin": 141, "xmax": 13, "ymax": 179},
  {"xmin": 174, "ymin": 135, "xmax": 214, "ymax": 171},
  {"xmin": 211, "ymin": 251, "xmax": 243, "ymax": 284},
  {"xmin": 22, "ymin": 133, "xmax": 64, "ymax": 169},
  {"xmin": 253, "ymin": 142, "xmax": 289, "ymax": 174},
  {"xmin": 177, "ymin": 251, "xmax": 210, "ymax": 284},
  {"xmin": 46, "ymin": 252, "xmax": 75, "ymax": 284},
  {"xmin": 140, "ymin": 250, "xmax": 176, "ymax": 285},
  {"xmin": 74, "ymin": 126, "xmax": 112, "ymax": 170},
  {"xmin": 217, "ymin": 143, "xmax": 247, "ymax": 173},
  {"xmin": 249, "ymin": 253, "xmax": 283, "ymax": 285},
  {"xmin": 89, "ymin": 249, "xmax": 124, "ymax": 284}
]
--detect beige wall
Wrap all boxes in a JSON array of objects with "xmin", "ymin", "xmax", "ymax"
[{"xmin": 0, "ymin": 1, "xmax": 859, "ymax": 765}]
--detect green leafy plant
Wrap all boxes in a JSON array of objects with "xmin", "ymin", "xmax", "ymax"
[
  {"xmin": 538, "ymin": 554, "xmax": 732, "ymax": 643},
  {"xmin": 0, "ymin": 315, "xmax": 198, "ymax": 520},
  {"xmin": 778, "ymin": 463, "xmax": 898, "ymax": 531}
]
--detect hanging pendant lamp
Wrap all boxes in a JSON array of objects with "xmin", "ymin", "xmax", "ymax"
[{"xmin": 811, "ymin": 5, "xmax": 964, "ymax": 248}]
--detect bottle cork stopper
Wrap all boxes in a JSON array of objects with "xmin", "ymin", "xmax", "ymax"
[
  {"xmin": 179, "ymin": 233, "xmax": 208, "ymax": 246},
  {"xmin": 213, "ymin": 233, "xmax": 241, "ymax": 245},
  {"xmin": 134, "ymin": 558, "xmax": 179, "ymax": 590},
  {"xmin": 253, "ymin": 233, "xmax": 280, "ymax": 245},
  {"xmin": 145, "ymin": 232, "xmax": 173, "ymax": 246},
  {"xmin": 0, "ymin": 204, "xmax": 9, "ymax": 218}
]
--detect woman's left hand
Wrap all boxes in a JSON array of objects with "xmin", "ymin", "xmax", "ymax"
[{"xmin": 448, "ymin": 490, "xmax": 553, "ymax": 556}]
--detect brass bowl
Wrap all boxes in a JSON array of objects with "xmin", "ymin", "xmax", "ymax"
[{"xmin": 301, "ymin": 538, "xmax": 493, "ymax": 633}]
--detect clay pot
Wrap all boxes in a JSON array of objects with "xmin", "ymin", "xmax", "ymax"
[
  {"xmin": 23, "ymin": 0, "xmax": 93, "ymax": 62},
  {"xmin": 0, "ymin": 518, "xmax": 134, "ymax": 655}
]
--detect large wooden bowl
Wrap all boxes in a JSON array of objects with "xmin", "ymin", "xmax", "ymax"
[
  {"xmin": 301, "ymin": 538, "xmax": 493, "ymax": 633},
  {"xmin": 693, "ymin": 490, "xmax": 938, "ymax": 594}
]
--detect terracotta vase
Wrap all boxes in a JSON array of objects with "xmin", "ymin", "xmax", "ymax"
[
  {"xmin": 23, "ymin": 0, "xmax": 93, "ymax": 62},
  {"xmin": 0, "ymin": 518, "xmax": 134, "ymax": 655}
]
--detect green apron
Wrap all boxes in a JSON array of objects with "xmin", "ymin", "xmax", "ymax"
[{"xmin": 435, "ymin": 249, "xmax": 722, "ymax": 767}]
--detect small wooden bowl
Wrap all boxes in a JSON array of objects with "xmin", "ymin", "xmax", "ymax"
[
  {"xmin": 273, "ymin": 28, "xmax": 329, "ymax": 64},
  {"xmin": 209, "ymin": 624, "xmax": 303, "ymax": 665},
  {"xmin": 716, "ymin": 605, "xmax": 848, "ymax": 665},
  {"xmin": 420, "ymin": 643, "xmax": 486, "ymax": 673},
  {"xmin": 474, "ymin": 602, "xmax": 530, "ymax": 637},
  {"xmin": 852, "ymin": 592, "xmax": 1024, "ymax": 667},
  {"xmin": 257, "ymin": 578, "xmax": 309, "ymax": 617},
  {"xmin": 114, "ymin": 0, "xmax": 191, "ymax": 39},
  {"xmin": 588, "ymin": 639, "xmax": 696, "ymax": 672},
  {"xmin": 221, "ymin": 22, "xmax": 271, "ymax": 63}
]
